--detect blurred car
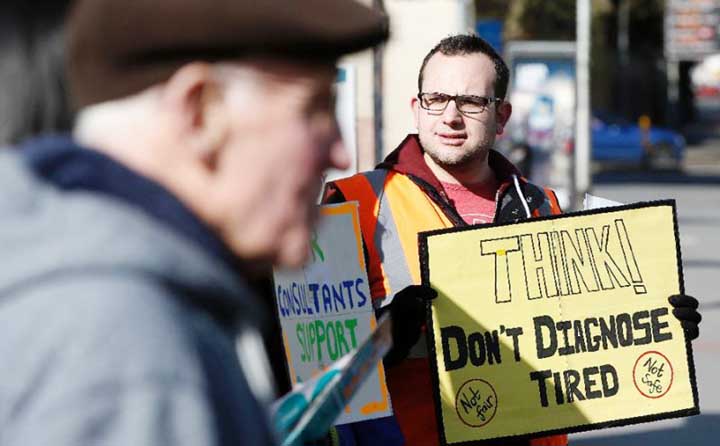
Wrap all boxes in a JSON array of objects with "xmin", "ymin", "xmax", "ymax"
[{"xmin": 592, "ymin": 112, "xmax": 685, "ymax": 170}]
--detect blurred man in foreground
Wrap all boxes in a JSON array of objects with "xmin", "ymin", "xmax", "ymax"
[{"xmin": 0, "ymin": 0, "xmax": 387, "ymax": 444}]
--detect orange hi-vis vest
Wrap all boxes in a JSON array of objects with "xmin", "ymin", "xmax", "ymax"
[
  {"xmin": 330, "ymin": 169, "xmax": 562, "ymax": 309},
  {"xmin": 333, "ymin": 170, "xmax": 453, "ymax": 307},
  {"xmin": 325, "ymin": 137, "xmax": 565, "ymax": 446}
]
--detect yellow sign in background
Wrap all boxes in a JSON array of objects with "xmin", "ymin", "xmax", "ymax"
[{"xmin": 420, "ymin": 202, "xmax": 698, "ymax": 445}]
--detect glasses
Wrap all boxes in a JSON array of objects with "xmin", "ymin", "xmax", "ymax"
[{"xmin": 417, "ymin": 92, "xmax": 502, "ymax": 114}]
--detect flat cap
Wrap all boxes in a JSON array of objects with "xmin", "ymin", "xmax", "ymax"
[{"xmin": 67, "ymin": 0, "xmax": 388, "ymax": 108}]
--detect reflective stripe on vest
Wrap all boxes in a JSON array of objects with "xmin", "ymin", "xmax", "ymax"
[{"xmin": 332, "ymin": 171, "xmax": 453, "ymax": 307}]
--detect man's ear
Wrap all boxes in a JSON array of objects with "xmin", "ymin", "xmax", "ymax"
[
  {"xmin": 496, "ymin": 101, "xmax": 512, "ymax": 135},
  {"xmin": 411, "ymin": 96, "xmax": 420, "ymax": 130},
  {"xmin": 161, "ymin": 63, "xmax": 227, "ymax": 164}
]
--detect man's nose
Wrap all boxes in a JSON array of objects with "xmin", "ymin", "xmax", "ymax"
[{"xmin": 441, "ymin": 99, "xmax": 463, "ymax": 126}]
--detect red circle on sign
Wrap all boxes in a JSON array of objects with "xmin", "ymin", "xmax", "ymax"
[
  {"xmin": 454, "ymin": 379, "xmax": 498, "ymax": 428},
  {"xmin": 632, "ymin": 350, "xmax": 674, "ymax": 399}
]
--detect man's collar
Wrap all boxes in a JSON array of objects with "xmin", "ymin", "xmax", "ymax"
[
  {"xmin": 377, "ymin": 134, "xmax": 522, "ymax": 189},
  {"xmin": 20, "ymin": 134, "xmax": 242, "ymax": 271}
]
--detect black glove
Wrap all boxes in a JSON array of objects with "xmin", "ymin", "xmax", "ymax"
[
  {"xmin": 668, "ymin": 294, "xmax": 701, "ymax": 341},
  {"xmin": 382, "ymin": 285, "xmax": 437, "ymax": 368}
]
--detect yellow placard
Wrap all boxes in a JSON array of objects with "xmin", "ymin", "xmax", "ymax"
[{"xmin": 420, "ymin": 201, "xmax": 698, "ymax": 445}]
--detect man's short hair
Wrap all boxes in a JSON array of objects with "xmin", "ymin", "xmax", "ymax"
[{"xmin": 417, "ymin": 34, "xmax": 510, "ymax": 100}]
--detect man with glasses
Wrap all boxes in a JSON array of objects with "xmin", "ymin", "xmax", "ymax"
[{"xmin": 323, "ymin": 34, "xmax": 700, "ymax": 446}]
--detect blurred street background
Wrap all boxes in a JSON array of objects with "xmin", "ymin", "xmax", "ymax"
[{"xmin": 338, "ymin": 1, "xmax": 720, "ymax": 444}]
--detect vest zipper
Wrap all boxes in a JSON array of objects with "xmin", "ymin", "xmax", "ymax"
[{"xmin": 492, "ymin": 181, "xmax": 513, "ymax": 222}]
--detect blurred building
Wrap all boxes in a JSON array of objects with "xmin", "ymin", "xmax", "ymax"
[
  {"xmin": 668, "ymin": 0, "xmax": 720, "ymax": 139},
  {"xmin": 336, "ymin": 0, "xmax": 720, "ymax": 175}
]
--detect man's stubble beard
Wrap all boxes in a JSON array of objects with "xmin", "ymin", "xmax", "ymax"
[{"xmin": 419, "ymin": 133, "xmax": 492, "ymax": 170}]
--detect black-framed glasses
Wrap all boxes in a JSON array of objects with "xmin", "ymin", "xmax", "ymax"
[{"xmin": 417, "ymin": 92, "xmax": 502, "ymax": 114}]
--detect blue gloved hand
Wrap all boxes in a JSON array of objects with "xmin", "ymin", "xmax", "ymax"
[
  {"xmin": 668, "ymin": 294, "xmax": 701, "ymax": 341},
  {"xmin": 382, "ymin": 284, "xmax": 437, "ymax": 368}
]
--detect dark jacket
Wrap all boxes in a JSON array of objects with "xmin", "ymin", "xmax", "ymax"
[{"xmin": 0, "ymin": 136, "xmax": 277, "ymax": 446}]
